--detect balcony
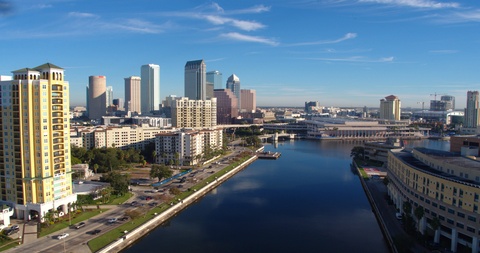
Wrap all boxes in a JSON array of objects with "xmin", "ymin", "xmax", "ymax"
[
  {"xmin": 52, "ymin": 125, "xmax": 63, "ymax": 131},
  {"xmin": 52, "ymin": 99, "xmax": 62, "ymax": 104},
  {"xmin": 53, "ymin": 151, "xmax": 64, "ymax": 157},
  {"xmin": 52, "ymin": 105, "xmax": 63, "ymax": 111},
  {"xmin": 53, "ymin": 138, "xmax": 63, "ymax": 144},
  {"xmin": 52, "ymin": 112, "xmax": 63, "ymax": 118},
  {"xmin": 52, "ymin": 92, "xmax": 62, "ymax": 97},
  {"xmin": 52, "ymin": 118, "xmax": 63, "ymax": 124},
  {"xmin": 53, "ymin": 132, "xmax": 64, "ymax": 137},
  {"xmin": 53, "ymin": 144, "xmax": 64, "ymax": 150},
  {"xmin": 52, "ymin": 85, "xmax": 62, "ymax": 91}
]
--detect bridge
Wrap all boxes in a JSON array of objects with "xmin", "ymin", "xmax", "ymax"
[{"xmin": 258, "ymin": 132, "xmax": 296, "ymax": 142}]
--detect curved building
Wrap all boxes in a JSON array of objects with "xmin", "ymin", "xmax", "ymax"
[
  {"xmin": 87, "ymin": 75, "xmax": 107, "ymax": 120},
  {"xmin": 387, "ymin": 148, "xmax": 480, "ymax": 253}
]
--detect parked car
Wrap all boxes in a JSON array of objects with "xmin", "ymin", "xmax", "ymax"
[
  {"xmin": 74, "ymin": 222, "xmax": 86, "ymax": 229},
  {"xmin": 119, "ymin": 216, "xmax": 129, "ymax": 221},
  {"xmin": 57, "ymin": 233, "xmax": 69, "ymax": 240},
  {"xmin": 395, "ymin": 212, "xmax": 403, "ymax": 220},
  {"xmin": 146, "ymin": 196, "xmax": 153, "ymax": 201}
]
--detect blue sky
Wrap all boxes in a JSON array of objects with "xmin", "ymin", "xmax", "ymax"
[{"xmin": 1, "ymin": 0, "xmax": 480, "ymax": 109}]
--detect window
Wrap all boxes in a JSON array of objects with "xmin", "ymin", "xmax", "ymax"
[{"xmin": 457, "ymin": 212, "xmax": 465, "ymax": 218}]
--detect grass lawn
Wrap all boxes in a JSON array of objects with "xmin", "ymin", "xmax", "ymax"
[
  {"xmin": 0, "ymin": 239, "xmax": 20, "ymax": 252},
  {"xmin": 38, "ymin": 209, "xmax": 107, "ymax": 237},
  {"xmin": 107, "ymin": 193, "xmax": 133, "ymax": 205}
]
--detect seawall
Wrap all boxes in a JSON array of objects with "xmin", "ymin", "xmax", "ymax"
[
  {"xmin": 352, "ymin": 160, "xmax": 398, "ymax": 253},
  {"xmin": 97, "ymin": 155, "xmax": 258, "ymax": 253}
]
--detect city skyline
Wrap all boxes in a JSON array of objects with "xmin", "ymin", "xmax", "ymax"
[{"xmin": 1, "ymin": 0, "xmax": 480, "ymax": 108}]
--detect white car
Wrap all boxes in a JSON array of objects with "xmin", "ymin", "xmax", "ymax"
[
  {"xmin": 395, "ymin": 212, "xmax": 403, "ymax": 220},
  {"xmin": 57, "ymin": 233, "xmax": 69, "ymax": 240},
  {"xmin": 108, "ymin": 218, "xmax": 117, "ymax": 224}
]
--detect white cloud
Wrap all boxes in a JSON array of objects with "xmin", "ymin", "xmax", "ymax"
[
  {"xmin": 220, "ymin": 32, "xmax": 278, "ymax": 46},
  {"xmin": 358, "ymin": 0, "xmax": 460, "ymax": 9},
  {"xmin": 229, "ymin": 5, "xmax": 271, "ymax": 14},
  {"xmin": 202, "ymin": 15, "xmax": 265, "ymax": 31},
  {"xmin": 307, "ymin": 56, "xmax": 394, "ymax": 62},
  {"xmin": 68, "ymin": 12, "xmax": 98, "ymax": 18},
  {"xmin": 103, "ymin": 19, "xmax": 165, "ymax": 34},
  {"xmin": 287, "ymin": 33, "xmax": 357, "ymax": 46}
]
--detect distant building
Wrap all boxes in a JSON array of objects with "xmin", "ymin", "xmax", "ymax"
[
  {"xmin": 464, "ymin": 91, "xmax": 480, "ymax": 128},
  {"xmin": 106, "ymin": 86, "xmax": 113, "ymax": 107},
  {"xmin": 71, "ymin": 164, "xmax": 94, "ymax": 180},
  {"xmin": 305, "ymin": 101, "xmax": 320, "ymax": 113},
  {"xmin": 207, "ymin": 70, "xmax": 222, "ymax": 89},
  {"xmin": 442, "ymin": 95, "xmax": 455, "ymax": 110},
  {"xmin": 113, "ymin": 98, "xmax": 124, "ymax": 111},
  {"xmin": 171, "ymin": 97, "xmax": 217, "ymax": 128},
  {"xmin": 124, "ymin": 76, "xmax": 141, "ymax": 114},
  {"xmin": 206, "ymin": 82, "xmax": 214, "ymax": 99},
  {"xmin": 214, "ymin": 89, "xmax": 238, "ymax": 124},
  {"xmin": 87, "ymin": 75, "xmax": 107, "ymax": 120},
  {"xmin": 379, "ymin": 95, "xmax": 401, "ymax": 120},
  {"xmin": 241, "ymin": 89, "xmax": 256, "ymax": 112},
  {"xmin": 141, "ymin": 64, "xmax": 160, "ymax": 114},
  {"xmin": 185, "ymin": 60, "xmax": 206, "ymax": 100},
  {"xmin": 226, "ymin": 74, "xmax": 241, "ymax": 110}
]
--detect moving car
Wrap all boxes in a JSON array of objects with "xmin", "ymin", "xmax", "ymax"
[
  {"xmin": 108, "ymin": 218, "xmax": 117, "ymax": 224},
  {"xmin": 87, "ymin": 229, "xmax": 101, "ymax": 235},
  {"xmin": 74, "ymin": 222, "xmax": 86, "ymax": 229},
  {"xmin": 57, "ymin": 233, "xmax": 69, "ymax": 240}
]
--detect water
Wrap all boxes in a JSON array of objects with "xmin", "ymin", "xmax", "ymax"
[{"xmin": 124, "ymin": 140, "xmax": 446, "ymax": 253}]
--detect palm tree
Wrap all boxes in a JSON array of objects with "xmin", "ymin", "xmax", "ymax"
[
  {"xmin": 414, "ymin": 206, "xmax": 425, "ymax": 234},
  {"xmin": 429, "ymin": 217, "xmax": 441, "ymax": 243}
]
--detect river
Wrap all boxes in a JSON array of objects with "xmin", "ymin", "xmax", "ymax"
[{"xmin": 123, "ymin": 139, "xmax": 450, "ymax": 253}]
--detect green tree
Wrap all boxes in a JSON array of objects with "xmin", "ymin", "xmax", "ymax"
[
  {"xmin": 101, "ymin": 171, "xmax": 130, "ymax": 196},
  {"xmin": 414, "ymin": 206, "xmax": 425, "ymax": 233},
  {"xmin": 150, "ymin": 164, "xmax": 173, "ymax": 182},
  {"xmin": 350, "ymin": 146, "xmax": 365, "ymax": 159},
  {"xmin": 403, "ymin": 201, "xmax": 412, "ymax": 216}
]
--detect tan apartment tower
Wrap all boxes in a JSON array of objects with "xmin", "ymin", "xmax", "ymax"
[
  {"xmin": 0, "ymin": 63, "xmax": 76, "ymax": 221},
  {"xmin": 379, "ymin": 95, "xmax": 401, "ymax": 121},
  {"xmin": 125, "ymin": 76, "xmax": 141, "ymax": 114},
  {"xmin": 87, "ymin": 75, "xmax": 107, "ymax": 120},
  {"xmin": 171, "ymin": 97, "xmax": 217, "ymax": 128}
]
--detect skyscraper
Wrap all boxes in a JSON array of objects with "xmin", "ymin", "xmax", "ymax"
[
  {"xmin": 214, "ymin": 89, "xmax": 238, "ymax": 124},
  {"xmin": 465, "ymin": 91, "xmax": 480, "ymax": 128},
  {"xmin": 379, "ymin": 95, "xmax": 401, "ymax": 120},
  {"xmin": 441, "ymin": 95, "xmax": 455, "ymax": 110},
  {"xmin": 124, "ymin": 76, "xmax": 141, "ymax": 114},
  {"xmin": 207, "ymin": 70, "xmax": 222, "ymax": 89},
  {"xmin": 305, "ymin": 101, "xmax": 319, "ymax": 113},
  {"xmin": 185, "ymin": 60, "xmax": 206, "ymax": 100},
  {"xmin": 106, "ymin": 86, "xmax": 113, "ymax": 107},
  {"xmin": 226, "ymin": 74, "xmax": 241, "ymax": 110},
  {"xmin": 87, "ymin": 75, "xmax": 107, "ymax": 120},
  {"xmin": 241, "ymin": 89, "xmax": 256, "ymax": 112},
  {"xmin": 0, "ymin": 63, "xmax": 76, "ymax": 221},
  {"xmin": 141, "ymin": 64, "xmax": 160, "ymax": 114}
]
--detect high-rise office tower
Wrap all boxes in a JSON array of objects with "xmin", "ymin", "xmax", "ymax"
[
  {"xmin": 0, "ymin": 63, "xmax": 76, "ymax": 221},
  {"xmin": 207, "ymin": 70, "xmax": 222, "ymax": 89},
  {"xmin": 241, "ymin": 89, "xmax": 256, "ymax": 112},
  {"xmin": 185, "ymin": 60, "xmax": 206, "ymax": 100},
  {"xmin": 106, "ymin": 86, "xmax": 113, "ymax": 107},
  {"xmin": 465, "ymin": 91, "xmax": 480, "ymax": 128},
  {"xmin": 226, "ymin": 74, "xmax": 241, "ymax": 110},
  {"xmin": 214, "ymin": 89, "xmax": 238, "ymax": 124},
  {"xmin": 141, "ymin": 64, "xmax": 160, "ymax": 114},
  {"xmin": 124, "ymin": 76, "xmax": 141, "ymax": 114},
  {"xmin": 379, "ymin": 95, "xmax": 401, "ymax": 120},
  {"xmin": 87, "ymin": 75, "xmax": 107, "ymax": 120}
]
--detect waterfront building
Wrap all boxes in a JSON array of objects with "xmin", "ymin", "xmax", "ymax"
[
  {"xmin": 387, "ymin": 147, "xmax": 480, "ymax": 253},
  {"xmin": 87, "ymin": 75, "xmax": 107, "ymax": 120},
  {"xmin": 241, "ymin": 89, "xmax": 256, "ymax": 113},
  {"xmin": 304, "ymin": 118, "xmax": 427, "ymax": 140},
  {"xmin": 141, "ymin": 64, "xmax": 160, "ymax": 114},
  {"xmin": 413, "ymin": 110, "xmax": 464, "ymax": 125},
  {"xmin": 155, "ymin": 128, "xmax": 223, "ymax": 166},
  {"xmin": 463, "ymin": 91, "xmax": 480, "ymax": 134},
  {"xmin": 185, "ymin": 60, "xmax": 206, "ymax": 100},
  {"xmin": 171, "ymin": 97, "xmax": 217, "ymax": 128},
  {"xmin": 131, "ymin": 116, "xmax": 171, "ymax": 128},
  {"xmin": 207, "ymin": 70, "xmax": 222, "ymax": 89},
  {"xmin": 124, "ymin": 76, "xmax": 141, "ymax": 114},
  {"xmin": 226, "ymin": 74, "xmax": 241, "ymax": 110},
  {"xmin": 450, "ymin": 135, "xmax": 480, "ymax": 157},
  {"xmin": 214, "ymin": 89, "xmax": 238, "ymax": 124},
  {"xmin": 363, "ymin": 138, "xmax": 402, "ymax": 165},
  {"xmin": 379, "ymin": 95, "xmax": 401, "ymax": 120},
  {"xmin": 0, "ymin": 63, "xmax": 77, "ymax": 221}
]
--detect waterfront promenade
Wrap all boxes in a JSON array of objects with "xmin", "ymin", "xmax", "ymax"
[{"xmin": 354, "ymin": 162, "xmax": 430, "ymax": 253}]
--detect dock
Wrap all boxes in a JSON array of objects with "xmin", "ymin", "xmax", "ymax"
[{"xmin": 256, "ymin": 151, "xmax": 281, "ymax": 159}]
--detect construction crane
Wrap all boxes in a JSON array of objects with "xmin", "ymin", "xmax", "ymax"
[{"xmin": 430, "ymin": 92, "xmax": 446, "ymax": 101}]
